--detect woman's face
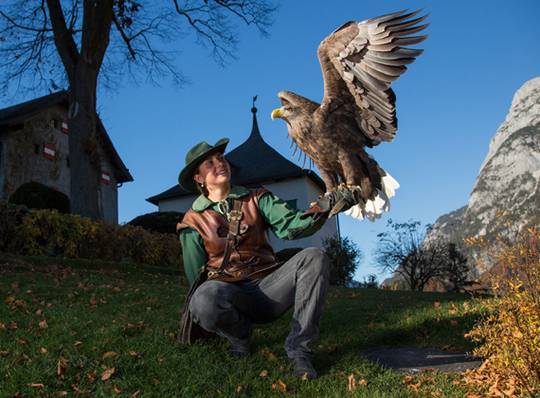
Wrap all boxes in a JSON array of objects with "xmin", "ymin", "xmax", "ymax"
[{"xmin": 194, "ymin": 152, "xmax": 231, "ymax": 189}]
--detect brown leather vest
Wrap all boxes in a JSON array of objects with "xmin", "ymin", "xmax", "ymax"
[{"xmin": 177, "ymin": 188, "xmax": 279, "ymax": 281}]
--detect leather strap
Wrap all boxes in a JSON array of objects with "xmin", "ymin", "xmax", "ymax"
[{"xmin": 208, "ymin": 199, "xmax": 243, "ymax": 278}]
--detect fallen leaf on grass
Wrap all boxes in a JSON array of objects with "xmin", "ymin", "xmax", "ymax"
[
  {"xmin": 87, "ymin": 371, "xmax": 96, "ymax": 383},
  {"xmin": 39, "ymin": 347, "xmax": 48, "ymax": 354},
  {"xmin": 358, "ymin": 379, "xmax": 367, "ymax": 386},
  {"xmin": 433, "ymin": 301, "xmax": 441, "ymax": 308},
  {"xmin": 128, "ymin": 351, "xmax": 141, "ymax": 358},
  {"xmin": 0, "ymin": 351, "xmax": 9, "ymax": 357},
  {"xmin": 131, "ymin": 390, "xmax": 141, "ymax": 398},
  {"xmin": 74, "ymin": 341, "xmax": 83, "ymax": 347},
  {"xmin": 113, "ymin": 384, "xmax": 122, "ymax": 394},
  {"xmin": 235, "ymin": 385, "xmax": 243, "ymax": 393},
  {"xmin": 260, "ymin": 347, "xmax": 278, "ymax": 362},
  {"xmin": 35, "ymin": 309, "xmax": 43, "ymax": 316},
  {"xmin": 55, "ymin": 391, "xmax": 68, "ymax": 396},
  {"xmin": 102, "ymin": 351, "xmax": 119, "ymax": 360},
  {"xmin": 28, "ymin": 383, "xmax": 45, "ymax": 388},
  {"xmin": 57, "ymin": 357, "xmax": 68, "ymax": 377},
  {"xmin": 4, "ymin": 296, "xmax": 15, "ymax": 304},
  {"xmin": 271, "ymin": 379, "xmax": 287, "ymax": 392},
  {"xmin": 39, "ymin": 319, "xmax": 48, "ymax": 329},
  {"xmin": 259, "ymin": 370, "xmax": 268, "ymax": 378},
  {"xmin": 348, "ymin": 374, "xmax": 356, "ymax": 391},
  {"xmin": 101, "ymin": 367, "xmax": 115, "ymax": 381}
]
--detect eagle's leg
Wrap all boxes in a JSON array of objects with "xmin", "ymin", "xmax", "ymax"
[
  {"xmin": 338, "ymin": 152, "xmax": 372, "ymax": 199},
  {"xmin": 318, "ymin": 168, "xmax": 339, "ymax": 192}
]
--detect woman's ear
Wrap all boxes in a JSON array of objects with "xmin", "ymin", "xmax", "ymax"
[{"xmin": 194, "ymin": 173, "xmax": 204, "ymax": 185}]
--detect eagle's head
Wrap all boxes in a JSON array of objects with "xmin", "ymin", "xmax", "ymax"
[{"xmin": 271, "ymin": 91, "xmax": 316, "ymax": 124}]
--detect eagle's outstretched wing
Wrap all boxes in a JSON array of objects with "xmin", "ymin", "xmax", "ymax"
[{"xmin": 317, "ymin": 10, "xmax": 428, "ymax": 146}]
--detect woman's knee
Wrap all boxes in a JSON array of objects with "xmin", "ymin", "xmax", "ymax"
[
  {"xmin": 189, "ymin": 281, "xmax": 230, "ymax": 321},
  {"xmin": 299, "ymin": 247, "xmax": 330, "ymax": 276}
]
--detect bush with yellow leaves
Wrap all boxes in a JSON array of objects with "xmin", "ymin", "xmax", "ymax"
[
  {"xmin": 465, "ymin": 227, "xmax": 540, "ymax": 397},
  {"xmin": 2, "ymin": 203, "xmax": 181, "ymax": 268}
]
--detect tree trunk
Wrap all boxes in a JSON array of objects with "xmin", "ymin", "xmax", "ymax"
[{"xmin": 68, "ymin": 64, "xmax": 100, "ymax": 220}]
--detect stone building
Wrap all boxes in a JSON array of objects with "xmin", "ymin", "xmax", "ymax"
[
  {"xmin": 0, "ymin": 91, "xmax": 133, "ymax": 223},
  {"xmin": 147, "ymin": 107, "xmax": 339, "ymax": 252}
]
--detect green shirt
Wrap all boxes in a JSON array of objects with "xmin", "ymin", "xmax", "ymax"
[{"xmin": 178, "ymin": 185, "xmax": 326, "ymax": 286}]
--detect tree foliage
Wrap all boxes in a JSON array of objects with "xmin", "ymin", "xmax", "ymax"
[{"xmin": 322, "ymin": 236, "xmax": 362, "ymax": 287}]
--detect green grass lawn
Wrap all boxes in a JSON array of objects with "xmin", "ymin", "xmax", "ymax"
[{"xmin": 0, "ymin": 255, "xmax": 487, "ymax": 397}]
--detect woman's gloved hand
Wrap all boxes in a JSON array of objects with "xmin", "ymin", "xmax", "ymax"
[{"xmin": 301, "ymin": 186, "xmax": 363, "ymax": 219}]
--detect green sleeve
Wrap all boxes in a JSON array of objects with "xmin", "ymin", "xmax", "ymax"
[
  {"xmin": 258, "ymin": 192, "xmax": 326, "ymax": 240},
  {"xmin": 178, "ymin": 228, "xmax": 207, "ymax": 287}
]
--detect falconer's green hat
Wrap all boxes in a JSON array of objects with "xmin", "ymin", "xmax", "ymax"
[{"xmin": 178, "ymin": 137, "xmax": 230, "ymax": 192}]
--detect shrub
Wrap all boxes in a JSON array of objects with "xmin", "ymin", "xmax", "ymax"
[
  {"xmin": 128, "ymin": 211, "xmax": 183, "ymax": 234},
  {"xmin": 322, "ymin": 236, "xmax": 362, "ymax": 286},
  {"xmin": 465, "ymin": 227, "xmax": 540, "ymax": 396},
  {"xmin": 0, "ymin": 201, "xmax": 28, "ymax": 252},
  {"xmin": 9, "ymin": 181, "xmax": 70, "ymax": 213},
  {"xmin": 2, "ymin": 206, "xmax": 182, "ymax": 268}
]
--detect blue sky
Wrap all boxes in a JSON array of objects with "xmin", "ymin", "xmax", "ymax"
[{"xmin": 2, "ymin": 1, "xmax": 539, "ymax": 281}]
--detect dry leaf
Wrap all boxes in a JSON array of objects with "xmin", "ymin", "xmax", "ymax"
[
  {"xmin": 131, "ymin": 390, "xmax": 141, "ymax": 398},
  {"xmin": 87, "ymin": 371, "xmax": 96, "ymax": 383},
  {"xmin": 102, "ymin": 351, "xmax": 119, "ymax": 360},
  {"xmin": 433, "ymin": 301, "xmax": 441, "ymax": 308},
  {"xmin": 113, "ymin": 385, "xmax": 122, "ymax": 394},
  {"xmin": 89, "ymin": 296, "xmax": 97, "ymax": 306},
  {"xmin": 259, "ymin": 370, "xmax": 268, "ymax": 378},
  {"xmin": 39, "ymin": 319, "xmax": 48, "ymax": 329},
  {"xmin": 57, "ymin": 357, "xmax": 68, "ymax": 377},
  {"xmin": 74, "ymin": 341, "xmax": 83, "ymax": 347},
  {"xmin": 271, "ymin": 379, "xmax": 287, "ymax": 392},
  {"xmin": 101, "ymin": 367, "xmax": 115, "ymax": 381},
  {"xmin": 0, "ymin": 350, "xmax": 9, "ymax": 357},
  {"xmin": 55, "ymin": 391, "xmax": 68, "ymax": 396},
  {"xmin": 358, "ymin": 379, "xmax": 367, "ymax": 386},
  {"xmin": 28, "ymin": 383, "xmax": 45, "ymax": 388},
  {"xmin": 128, "ymin": 351, "xmax": 141, "ymax": 358},
  {"xmin": 260, "ymin": 347, "xmax": 278, "ymax": 362},
  {"xmin": 35, "ymin": 309, "xmax": 43, "ymax": 316},
  {"xmin": 348, "ymin": 374, "xmax": 356, "ymax": 391},
  {"xmin": 4, "ymin": 296, "xmax": 15, "ymax": 304},
  {"xmin": 235, "ymin": 385, "xmax": 243, "ymax": 393}
]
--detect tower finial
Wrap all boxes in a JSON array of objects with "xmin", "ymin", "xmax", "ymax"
[{"xmin": 251, "ymin": 95, "xmax": 258, "ymax": 114}]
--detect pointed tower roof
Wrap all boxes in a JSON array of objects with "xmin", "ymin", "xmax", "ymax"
[{"xmin": 146, "ymin": 101, "xmax": 324, "ymax": 205}]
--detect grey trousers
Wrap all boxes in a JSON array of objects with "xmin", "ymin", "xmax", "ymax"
[{"xmin": 189, "ymin": 247, "xmax": 330, "ymax": 359}]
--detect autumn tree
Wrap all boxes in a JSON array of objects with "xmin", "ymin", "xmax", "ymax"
[
  {"xmin": 375, "ymin": 220, "xmax": 448, "ymax": 291},
  {"xmin": 0, "ymin": 0, "xmax": 275, "ymax": 219}
]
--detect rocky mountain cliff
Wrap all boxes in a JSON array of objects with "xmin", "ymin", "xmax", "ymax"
[{"xmin": 426, "ymin": 77, "xmax": 540, "ymax": 278}]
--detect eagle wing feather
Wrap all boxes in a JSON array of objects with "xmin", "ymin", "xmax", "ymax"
[{"xmin": 317, "ymin": 10, "xmax": 428, "ymax": 146}]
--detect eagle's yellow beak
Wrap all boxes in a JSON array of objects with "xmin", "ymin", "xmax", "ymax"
[{"xmin": 271, "ymin": 107, "xmax": 284, "ymax": 120}]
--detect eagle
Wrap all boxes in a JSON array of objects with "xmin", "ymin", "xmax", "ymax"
[{"xmin": 271, "ymin": 10, "xmax": 428, "ymax": 221}]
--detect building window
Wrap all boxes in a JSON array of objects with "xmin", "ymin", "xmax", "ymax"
[{"xmin": 50, "ymin": 119, "xmax": 59, "ymax": 129}]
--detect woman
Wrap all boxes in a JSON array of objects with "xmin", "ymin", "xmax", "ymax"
[{"xmin": 177, "ymin": 138, "xmax": 346, "ymax": 379}]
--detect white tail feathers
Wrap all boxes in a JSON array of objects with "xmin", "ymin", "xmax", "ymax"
[{"xmin": 343, "ymin": 171, "xmax": 399, "ymax": 221}]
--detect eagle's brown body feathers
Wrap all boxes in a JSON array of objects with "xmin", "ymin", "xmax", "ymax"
[{"xmin": 272, "ymin": 10, "xmax": 428, "ymax": 220}]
